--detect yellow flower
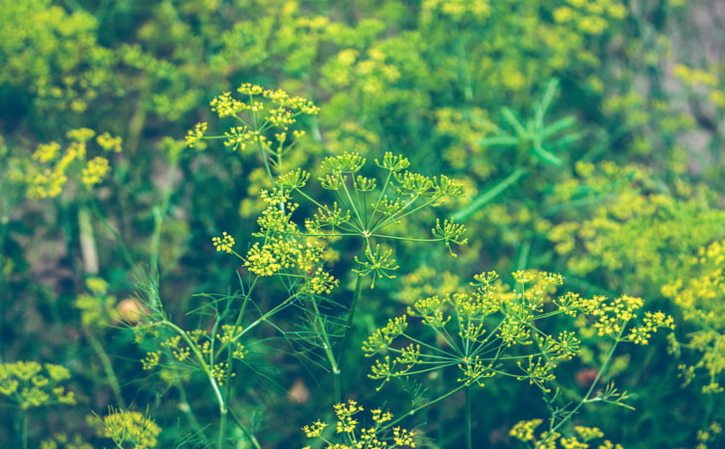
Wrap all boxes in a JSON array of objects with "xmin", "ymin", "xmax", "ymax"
[
  {"xmin": 184, "ymin": 122, "xmax": 208, "ymax": 148},
  {"xmin": 211, "ymin": 231, "xmax": 235, "ymax": 254},
  {"xmin": 81, "ymin": 156, "xmax": 110, "ymax": 187},
  {"xmin": 96, "ymin": 132, "xmax": 123, "ymax": 152},
  {"xmin": 302, "ymin": 420, "xmax": 328, "ymax": 438},
  {"xmin": 95, "ymin": 409, "xmax": 161, "ymax": 449}
]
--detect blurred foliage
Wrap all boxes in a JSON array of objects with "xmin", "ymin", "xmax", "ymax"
[{"xmin": 0, "ymin": 0, "xmax": 723, "ymax": 448}]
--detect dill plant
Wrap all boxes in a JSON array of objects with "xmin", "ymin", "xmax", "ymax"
[
  {"xmin": 89, "ymin": 408, "xmax": 161, "ymax": 449},
  {"xmin": 0, "ymin": 79, "xmax": 689, "ymax": 449},
  {"xmin": 0, "ymin": 2, "xmax": 722, "ymax": 447},
  {"xmin": 131, "ymin": 83, "xmax": 328, "ymax": 449},
  {"xmin": 132, "ymin": 81, "xmax": 470, "ymax": 448},
  {"xmin": 0, "ymin": 362, "xmax": 77, "ymax": 449},
  {"xmin": 300, "ymin": 400, "xmax": 417, "ymax": 449},
  {"xmin": 363, "ymin": 270, "xmax": 674, "ymax": 449},
  {"xmin": 663, "ymin": 240, "xmax": 725, "ymax": 395}
]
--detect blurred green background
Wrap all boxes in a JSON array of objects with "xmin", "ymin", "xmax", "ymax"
[{"xmin": 0, "ymin": 0, "xmax": 723, "ymax": 448}]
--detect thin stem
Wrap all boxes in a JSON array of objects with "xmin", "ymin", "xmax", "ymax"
[
  {"xmin": 176, "ymin": 384, "xmax": 206, "ymax": 439},
  {"xmin": 465, "ymin": 386, "xmax": 472, "ymax": 449},
  {"xmin": 233, "ymin": 291, "xmax": 302, "ymax": 343},
  {"xmin": 370, "ymin": 234, "xmax": 443, "ymax": 243},
  {"xmin": 21, "ymin": 409, "xmax": 28, "ymax": 449},
  {"xmin": 392, "ymin": 362, "xmax": 458, "ymax": 377},
  {"xmin": 369, "ymin": 170, "xmax": 393, "ymax": 225},
  {"xmin": 150, "ymin": 161, "xmax": 178, "ymax": 271},
  {"xmin": 370, "ymin": 194, "xmax": 422, "ymax": 233},
  {"xmin": 549, "ymin": 332, "xmax": 623, "ymax": 434},
  {"xmin": 334, "ymin": 273, "xmax": 364, "ymax": 401},
  {"xmin": 452, "ymin": 167, "xmax": 528, "ymax": 222},
  {"xmin": 86, "ymin": 330, "xmax": 127, "ymax": 408},
  {"xmin": 336, "ymin": 274, "xmax": 364, "ymax": 364},
  {"xmin": 78, "ymin": 205, "xmax": 99, "ymax": 275},
  {"xmin": 384, "ymin": 383, "xmax": 468, "ymax": 430},
  {"xmin": 217, "ymin": 408, "xmax": 227, "ymax": 449},
  {"xmin": 340, "ymin": 177, "xmax": 365, "ymax": 230},
  {"xmin": 309, "ymin": 294, "xmax": 341, "ymax": 403},
  {"xmin": 404, "ymin": 333, "xmax": 465, "ymax": 358},
  {"xmin": 159, "ymin": 320, "xmax": 226, "ymax": 416},
  {"xmin": 251, "ymin": 109, "xmax": 274, "ymax": 179},
  {"xmin": 228, "ymin": 408, "xmax": 263, "ymax": 449}
]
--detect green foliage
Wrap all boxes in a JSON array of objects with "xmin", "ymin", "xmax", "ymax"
[{"xmin": 0, "ymin": 1, "xmax": 723, "ymax": 449}]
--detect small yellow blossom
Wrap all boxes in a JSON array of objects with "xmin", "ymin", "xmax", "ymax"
[{"xmin": 212, "ymin": 231, "xmax": 235, "ymax": 254}]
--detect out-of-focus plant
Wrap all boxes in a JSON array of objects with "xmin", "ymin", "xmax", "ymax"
[
  {"xmin": 509, "ymin": 421, "xmax": 624, "ymax": 449},
  {"xmin": 0, "ymin": 362, "xmax": 76, "ymax": 449},
  {"xmin": 664, "ymin": 240, "xmax": 724, "ymax": 395}
]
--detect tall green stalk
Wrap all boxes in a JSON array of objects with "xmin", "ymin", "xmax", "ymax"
[
  {"xmin": 334, "ymin": 273, "xmax": 364, "ymax": 402},
  {"xmin": 150, "ymin": 160, "xmax": 178, "ymax": 272},
  {"xmin": 465, "ymin": 386, "xmax": 472, "ymax": 449},
  {"xmin": 452, "ymin": 167, "xmax": 528, "ymax": 222},
  {"xmin": 21, "ymin": 409, "xmax": 28, "ymax": 449},
  {"xmin": 86, "ymin": 330, "xmax": 127, "ymax": 408}
]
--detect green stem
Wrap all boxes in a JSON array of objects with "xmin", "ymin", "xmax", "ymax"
[
  {"xmin": 334, "ymin": 274, "xmax": 364, "ymax": 401},
  {"xmin": 176, "ymin": 384, "xmax": 206, "ymax": 439},
  {"xmin": 228, "ymin": 409, "xmax": 263, "ymax": 449},
  {"xmin": 452, "ymin": 167, "xmax": 528, "ymax": 222},
  {"xmin": 550, "ymin": 333, "xmax": 622, "ymax": 434},
  {"xmin": 217, "ymin": 407, "xmax": 227, "ymax": 449},
  {"xmin": 78, "ymin": 206, "xmax": 99, "ymax": 275},
  {"xmin": 150, "ymin": 161, "xmax": 178, "ymax": 271},
  {"xmin": 86, "ymin": 330, "xmax": 127, "ymax": 408},
  {"xmin": 252, "ymin": 110, "xmax": 274, "ymax": 178},
  {"xmin": 159, "ymin": 321, "xmax": 227, "ymax": 420},
  {"xmin": 21, "ymin": 409, "xmax": 28, "ymax": 449},
  {"xmin": 465, "ymin": 386, "xmax": 472, "ymax": 449},
  {"xmin": 336, "ymin": 274, "xmax": 364, "ymax": 361},
  {"xmin": 309, "ymin": 296, "xmax": 341, "ymax": 403},
  {"xmin": 0, "ymin": 169, "xmax": 9, "ymax": 359},
  {"xmin": 384, "ymin": 383, "xmax": 468, "ymax": 430},
  {"xmin": 233, "ymin": 291, "xmax": 301, "ymax": 343}
]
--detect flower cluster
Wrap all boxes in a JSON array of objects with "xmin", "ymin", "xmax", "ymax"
[
  {"xmin": 552, "ymin": 0, "xmax": 627, "ymax": 35},
  {"xmin": 421, "ymin": 0, "xmax": 491, "ymax": 23},
  {"xmin": 40, "ymin": 433, "xmax": 93, "ymax": 449},
  {"xmin": 211, "ymin": 231, "xmax": 236, "ymax": 254},
  {"xmin": 548, "ymin": 162, "xmax": 724, "ymax": 294},
  {"xmin": 140, "ymin": 325, "xmax": 247, "ymax": 386},
  {"xmin": 75, "ymin": 277, "xmax": 119, "ymax": 328},
  {"xmin": 224, "ymin": 187, "xmax": 341, "ymax": 297},
  {"xmin": 510, "ymin": 419, "xmax": 623, "ymax": 449},
  {"xmin": 184, "ymin": 121, "xmax": 208, "ymax": 149},
  {"xmin": 188, "ymin": 82, "xmax": 318, "ymax": 175},
  {"xmin": 10, "ymin": 128, "xmax": 122, "ymax": 199},
  {"xmin": 695, "ymin": 422, "xmax": 722, "ymax": 449},
  {"xmin": 216, "ymin": 151, "xmax": 466, "ymax": 296},
  {"xmin": 301, "ymin": 400, "xmax": 416, "ymax": 448},
  {"xmin": 0, "ymin": 0, "xmax": 113, "ymax": 114},
  {"xmin": 364, "ymin": 270, "xmax": 673, "ymax": 391},
  {"xmin": 663, "ymin": 240, "xmax": 724, "ymax": 394},
  {"xmin": 90, "ymin": 409, "xmax": 161, "ymax": 449},
  {"xmin": 276, "ymin": 151, "xmax": 467, "ymax": 287},
  {"xmin": 0, "ymin": 361, "xmax": 76, "ymax": 409},
  {"xmin": 673, "ymin": 64, "xmax": 725, "ymax": 109}
]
